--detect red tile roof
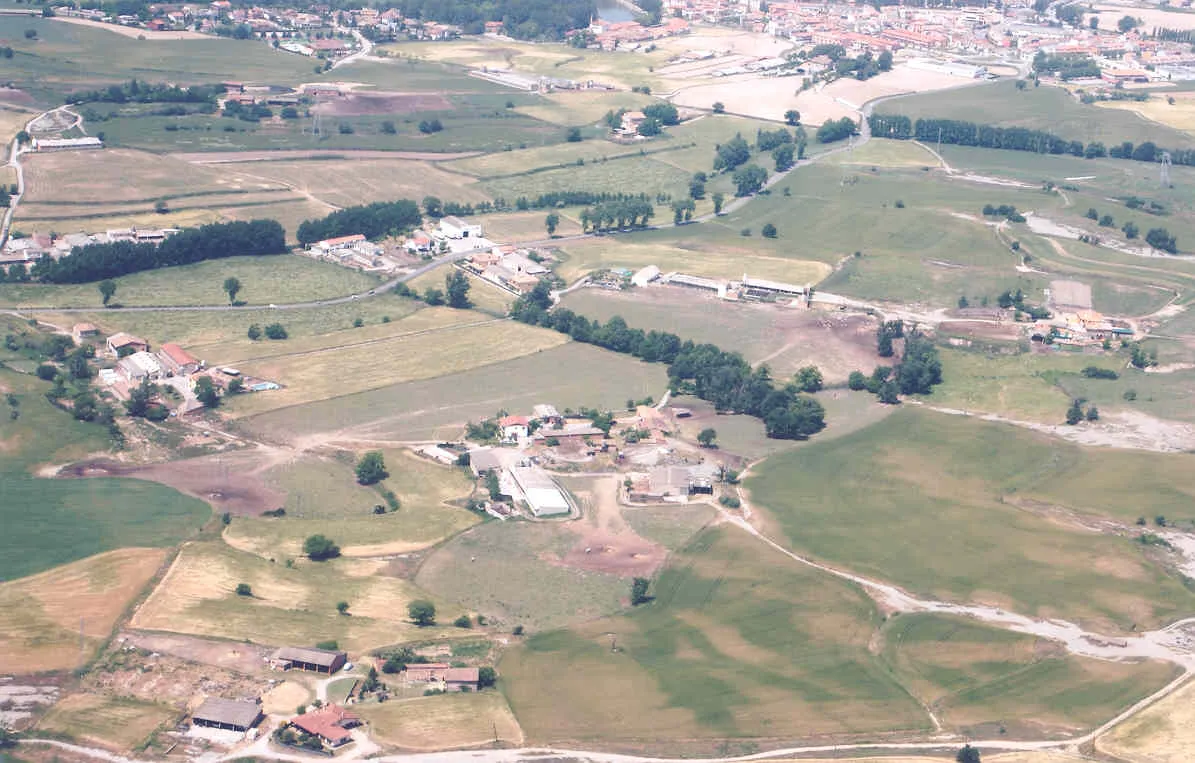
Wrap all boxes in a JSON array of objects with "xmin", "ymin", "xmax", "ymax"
[
  {"xmin": 160, "ymin": 342, "xmax": 197, "ymax": 366},
  {"xmin": 289, "ymin": 704, "xmax": 359, "ymax": 745}
]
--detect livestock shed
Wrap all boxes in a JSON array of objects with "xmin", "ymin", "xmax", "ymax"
[
  {"xmin": 270, "ymin": 646, "xmax": 348, "ymax": 674},
  {"xmin": 192, "ymin": 698, "xmax": 263, "ymax": 732}
]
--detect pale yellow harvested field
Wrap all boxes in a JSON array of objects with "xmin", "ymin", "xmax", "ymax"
[
  {"xmin": 1092, "ymin": 3, "xmax": 1195, "ymax": 31},
  {"xmin": 21, "ymin": 148, "xmax": 284, "ymax": 204},
  {"xmin": 556, "ymin": 240, "xmax": 832, "ymax": 285},
  {"xmin": 360, "ymin": 692, "xmax": 523, "ymax": 750},
  {"xmin": 672, "ymin": 63, "xmax": 967, "ymax": 124},
  {"xmin": 223, "ymin": 309, "xmax": 569, "ymax": 417},
  {"xmin": 1096, "ymin": 676, "xmax": 1195, "ymax": 762},
  {"xmin": 262, "ymin": 681, "xmax": 311, "ymax": 714},
  {"xmin": 38, "ymin": 693, "xmax": 177, "ymax": 751},
  {"xmin": 51, "ymin": 15, "xmax": 209, "ymax": 38},
  {"xmin": 0, "ymin": 548, "xmax": 167, "ymax": 673},
  {"xmin": 1097, "ymin": 96, "xmax": 1195, "ymax": 134},
  {"xmin": 0, "ymin": 106, "xmax": 33, "ymax": 146},
  {"xmin": 479, "ymin": 209, "xmax": 582, "ymax": 243},
  {"xmin": 131, "ymin": 541, "xmax": 468, "ymax": 652},
  {"xmin": 16, "ymin": 208, "xmax": 222, "ymax": 234},
  {"xmin": 765, "ymin": 755, "xmax": 1084, "ymax": 763}
]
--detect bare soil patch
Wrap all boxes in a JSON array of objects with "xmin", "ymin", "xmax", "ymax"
[
  {"xmin": 120, "ymin": 632, "xmax": 271, "ymax": 674},
  {"xmin": 1051, "ymin": 279, "xmax": 1094, "ymax": 310},
  {"xmin": 59, "ymin": 453, "xmax": 285, "ymax": 515},
  {"xmin": 556, "ymin": 476, "xmax": 668, "ymax": 577},
  {"xmin": 313, "ymin": 91, "xmax": 452, "ymax": 116}
]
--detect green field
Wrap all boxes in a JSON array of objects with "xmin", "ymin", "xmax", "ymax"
[
  {"xmin": 880, "ymin": 613, "xmax": 1178, "ymax": 739},
  {"xmin": 0, "ymin": 16, "xmax": 312, "ymax": 100},
  {"xmin": 747, "ymin": 407, "xmax": 1195, "ymax": 634},
  {"xmin": 405, "ymin": 266, "xmax": 513, "ymax": 317},
  {"xmin": 482, "ymin": 155, "xmax": 694, "ymax": 201},
  {"xmin": 416, "ymin": 520, "xmax": 630, "ymax": 632},
  {"xmin": 0, "ymin": 255, "xmax": 379, "ymax": 309},
  {"xmin": 0, "ymin": 367, "xmax": 210, "ymax": 581},
  {"xmin": 501, "ymin": 527, "xmax": 931, "ymax": 750},
  {"xmin": 721, "ymin": 162, "xmax": 1056, "ymax": 306},
  {"xmin": 887, "ymin": 80, "xmax": 1195, "ymax": 150},
  {"xmin": 225, "ymin": 450, "xmax": 479, "ymax": 559},
  {"xmin": 241, "ymin": 341, "xmax": 668, "ymax": 442},
  {"xmin": 44, "ymin": 294, "xmax": 421, "ymax": 349}
]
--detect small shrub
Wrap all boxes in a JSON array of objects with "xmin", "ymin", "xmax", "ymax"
[{"xmin": 235, "ymin": 583, "xmax": 252, "ymax": 597}]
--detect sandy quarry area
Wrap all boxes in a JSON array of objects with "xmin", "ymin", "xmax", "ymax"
[
  {"xmin": 671, "ymin": 63, "xmax": 973, "ymax": 123},
  {"xmin": 49, "ymin": 15, "xmax": 209, "ymax": 39}
]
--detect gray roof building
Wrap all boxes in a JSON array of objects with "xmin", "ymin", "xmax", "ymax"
[{"xmin": 192, "ymin": 698, "xmax": 262, "ymax": 732}]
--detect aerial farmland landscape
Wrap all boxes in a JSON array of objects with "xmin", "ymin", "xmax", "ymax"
[{"xmin": 4, "ymin": 0, "xmax": 1195, "ymax": 761}]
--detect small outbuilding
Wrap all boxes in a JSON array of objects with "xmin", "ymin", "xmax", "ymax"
[
  {"xmin": 270, "ymin": 646, "xmax": 348, "ymax": 674},
  {"xmin": 192, "ymin": 697, "xmax": 263, "ymax": 732},
  {"xmin": 439, "ymin": 216, "xmax": 483, "ymax": 239},
  {"xmin": 106, "ymin": 332, "xmax": 149, "ymax": 356}
]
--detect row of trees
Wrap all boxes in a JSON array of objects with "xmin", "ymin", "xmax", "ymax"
[
  {"xmin": 1031, "ymin": 52, "xmax": 1101, "ymax": 81},
  {"xmin": 295, "ymin": 199, "xmax": 422, "ymax": 245},
  {"xmin": 869, "ymin": 113, "xmax": 1195, "ymax": 170},
  {"xmin": 816, "ymin": 117, "xmax": 858, "ymax": 144},
  {"xmin": 578, "ymin": 198, "xmax": 655, "ymax": 231},
  {"xmin": 32, "ymin": 220, "xmax": 286, "ymax": 283},
  {"xmin": 68, "ymin": 79, "xmax": 223, "ymax": 105},
  {"xmin": 510, "ymin": 283, "xmax": 826, "ymax": 440}
]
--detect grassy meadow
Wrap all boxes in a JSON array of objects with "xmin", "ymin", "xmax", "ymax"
[
  {"xmin": 887, "ymin": 80, "xmax": 1195, "ymax": 149},
  {"xmin": 881, "ymin": 613, "xmax": 1177, "ymax": 739},
  {"xmin": 747, "ymin": 407, "xmax": 1195, "ymax": 634},
  {"xmin": 502, "ymin": 526, "xmax": 931, "ymax": 749},
  {"xmin": 241, "ymin": 341, "xmax": 668, "ymax": 442},
  {"xmin": 0, "ymin": 254, "xmax": 379, "ymax": 309},
  {"xmin": 225, "ymin": 450, "xmax": 479, "ymax": 559},
  {"xmin": 416, "ymin": 520, "xmax": 631, "ymax": 632}
]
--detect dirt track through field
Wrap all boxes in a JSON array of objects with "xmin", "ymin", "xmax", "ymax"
[{"xmin": 171, "ymin": 149, "xmax": 481, "ymax": 164}]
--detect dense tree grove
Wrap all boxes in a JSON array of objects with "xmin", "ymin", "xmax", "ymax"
[
  {"xmin": 296, "ymin": 200, "xmax": 422, "ymax": 245},
  {"xmin": 756, "ymin": 127, "xmax": 792, "ymax": 152},
  {"xmin": 869, "ymin": 113, "xmax": 1195, "ymax": 170},
  {"xmin": 1031, "ymin": 51, "xmax": 1100, "ymax": 80},
  {"xmin": 382, "ymin": 0, "xmax": 595, "ymax": 39},
  {"xmin": 713, "ymin": 134, "xmax": 752, "ymax": 172},
  {"xmin": 642, "ymin": 103, "xmax": 680, "ymax": 126},
  {"xmin": 33, "ymin": 220, "xmax": 285, "ymax": 283},
  {"xmin": 816, "ymin": 117, "xmax": 858, "ymax": 144},
  {"xmin": 510, "ymin": 283, "xmax": 825, "ymax": 440}
]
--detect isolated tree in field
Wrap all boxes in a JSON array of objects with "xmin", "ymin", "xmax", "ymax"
[
  {"xmin": 445, "ymin": 270, "xmax": 471, "ymax": 309},
  {"xmin": 773, "ymin": 143, "xmax": 795, "ymax": 172},
  {"xmin": 697, "ymin": 427, "xmax": 717, "ymax": 448},
  {"xmin": 878, "ymin": 379, "xmax": 900, "ymax": 405},
  {"xmin": 712, "ymin": 101, "xmax": 725, "ymax": 113},
  {"xmin": 1122, "ymin": 221, "xmax": 1139, "ymax": 239},
  {"xmin": 247, "ymin": 323, "xmax": 262, "ymax": 340},
  {"xmin": 784, "ymin": 109, "xmax": 800, "ymax": 125},
  {"xmin": 956, "ymin": 744, "xmax": 981, "ymax": 763},
  {"xmin": 356, "ymin": 451, "xmax": 388, "ymax": 485},
  {"xmin": 98, "ymin": 279, "xmax": 117, "ymax": 305},
  {"xmin": 847, "ymin": 370, "xmax": 867, "ymax": 390},
  {"xmin": 712, "ymin": 192, "xmax": 725, "ymax": 215},
  {"xmin": 878, "ymin": 49, "xmax": 893, "ymax": 71},
  {"xmin": 1066, "ymin": 399, "xmax": 1084, "ymax": 425},
  {"xmin": 223, "ymin": 276, "xmax": 242, "ymax": 304},
  {"xmin": 795, "ymin": 365, "xmax": 823, "ymax": 392},
  {"xmin": 631, "ymin": 577, "xmax": 651, "ymax": 605},
  {"xmin": 566, "ymin": 126, "xmax": 583, "ymax": 142},
  {"xmin": 761, "ymin": 222, "xmax": 778, "ymax": 238},
  {"xmin": 545, "ymin": 212, "xmax": 560, "ymax": 236},
  {"xmin": 454, "ymin": 614, "xmax": 472, "ymax": 628},
  {"xmin": 195, "ymin": 375, "xmax": 220, "ymax": 407},
  {"xmin": 1118, "ymin": 14, "xmax": 1139, "ymax": 32},
  {"xmin": 732, "ymin": 164, "xmax": 768, "ymax": 197},
  {"xmin": 236, "ymin": 583, "xmax": 252, "ymax": 597},
  {"xmin": 408, "ymin": 599, "xmax": 436, "ymax": 626},
  {"xmin": 336, "ymin": 601, "xmax": 350, "ymax": 615},
  {"xmin": 423, "ymin": 287, "xmax": 445, "ymax": 306},
  {"xmin": 304, "ymin": 534, "xmax": 340, "ymax": 561},
  {"xmin": 1086, "ymin": 405, "xmax": 1100, "ymax": 421}
]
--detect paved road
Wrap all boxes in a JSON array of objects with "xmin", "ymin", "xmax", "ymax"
[{"xmin": 332, "ymin": 27, "xmax": 373, "ymax": 69}]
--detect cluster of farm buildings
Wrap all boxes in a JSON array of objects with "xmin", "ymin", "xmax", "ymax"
[{"xmin": 187, "ymin": 645, "xmax": 487, "ymax": 754}]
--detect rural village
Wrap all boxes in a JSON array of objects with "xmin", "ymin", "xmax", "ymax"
[{"xmin": 4, "ymin": 0, "xmax": 1195, "ymax": 761}]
